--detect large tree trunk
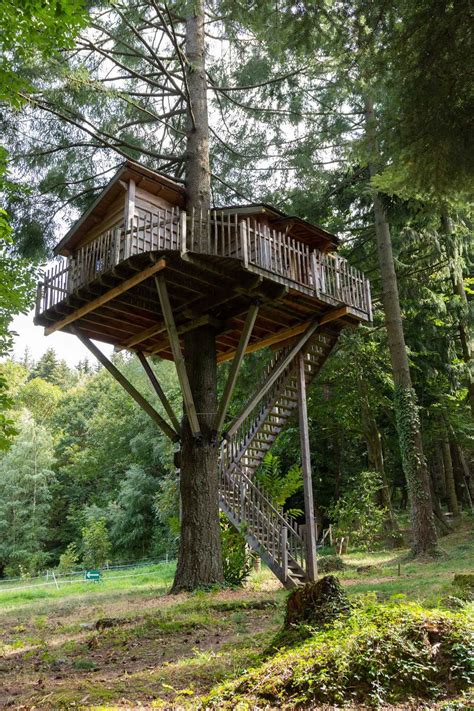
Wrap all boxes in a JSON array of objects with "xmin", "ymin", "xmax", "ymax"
[
  {"xmin": 364, "ymin": 95, "xmax": 438, "ymax": 556},
  {"xmin": 441, "ymin": 209, "xmax": 474, "ymax": 418},
  {"xmin": 171, "ymin": 0, "xmax": 223, "ymax": 591},
  {"xmin": 441, "ymin": 430, "xmax": 459, "ymax": 516}
]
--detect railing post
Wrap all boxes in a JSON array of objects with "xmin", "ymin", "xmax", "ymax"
[
  {"xmin": 281, "ymin": 526, "xmax": 288, "ymax": 582},
  {"xmin": 365, "ymin": 278, "xmax": 373, "ymax": 321},
  {"xmin": 113, "ymin": 226, "xmax": 121, "ymax": 265},
  {"xmin": 180, "ymin": 209, "xmax": 187, "ymax": 256},
  {"xmin": 240, "ymin": 219, "xmax": 248, "ymax": 267},
  {"xmin": 311, "ymin": 251, "xmax": 320, "ymax": 297},
  {"xmin": 335, "ymin": 256, "xmax": 341, "ymax": 300}
]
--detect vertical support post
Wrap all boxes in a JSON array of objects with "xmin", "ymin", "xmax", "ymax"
[
  {"xmin": 124, "ymin": 178, "xmax": 136, "ymax": 259},
  {"xmin": 240, "ymin": 219, "xmax": 248, "ymax": 267},
  {"xmin": 365, "ymin": 277, "xmax": 373, "ymax": 321},
  {"xmin": 180, "ymin": 209, "xmax": 187, "ymax": 256},
  {"xmin": 297, "ymin": 351, "xmax": 318, "ymax": 580},
  {"xmin": 335, "ymin": 255, "xmax": 341, "ymax": 300},
  {"xmin": 281, "ymin": 526, "xmax": 288, "ymax": 582}
]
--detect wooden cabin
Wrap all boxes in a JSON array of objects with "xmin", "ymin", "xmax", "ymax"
[{"xmin": 35, "ymin": 160, "xmax": 371, "ymax": 360}]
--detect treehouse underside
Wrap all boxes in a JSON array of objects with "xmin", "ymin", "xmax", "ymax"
[{"xmin": 35, "ymin": 250, "xmax": 367, "ymax": 360}]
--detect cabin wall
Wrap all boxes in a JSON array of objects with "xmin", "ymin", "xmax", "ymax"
[{"xmin": 72, "ymin": 194, "xmax": 126, "ymax": 254}]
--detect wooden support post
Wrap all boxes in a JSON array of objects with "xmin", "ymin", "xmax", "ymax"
[
  {"xmin": 70, "ymin": 326, "xmax": 179, "ymax": 443},
  {"xmin": 226, "ymin": 319, "xmax": 320, "ymax": 439},
  {"xmin": 136, "ymin": 351, "xmax": 181, "ymax": 432},
  {"xmin": 281, "ymin": 526, "xmax": 288, "ymax": 582},
  {"xmin": 297, "ymin": 351, "xmax": 317, "ymax": 580},
  {"xmin": 214, "ymin": 303, "xmax": 260, "ymax": 434},
  {"xmin": 155, "ymin": 273, "xmax": 201, "ymax": 438}
]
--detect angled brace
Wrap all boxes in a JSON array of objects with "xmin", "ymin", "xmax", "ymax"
[
  {"xmin": 136, "ymin": 351, "xmax": 181, "ymax": 432},
  {"xmin": 70, "ymin": 326, "xmax": 179, "ymax": 443},
  {"xmin": 213, "ymin": 302, "xmax": 260, "ymax": 435},
  {"xmin": 154, "ymin": 273, "xmax": 201, "ymax": 438},
  {"xmin": 225, "ymin": 318, "xmax": 321, "ymax": 439}
]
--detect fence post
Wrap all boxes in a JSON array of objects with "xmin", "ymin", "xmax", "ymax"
[
  {"xmin": 281, "ymin": 526, "xmax": 288, "ymax": 582},
  {"xmin": 311, "ymin": 251, "xmax": 320, "ymax": 297}
]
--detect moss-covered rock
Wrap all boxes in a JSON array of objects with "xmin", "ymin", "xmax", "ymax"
[
  {"xmin": 453, "ymin": 573, "xmax": 474, "ymax": 600},
  {"xmin": 318, "ymin": 554, "xmax": 345, "ymax": 573},
  {"xmin": 203, "ymin": 602, "xmax": 474, "ymax": 709},
  {"xmin": 284, "ymin": 575, "xmax": 351, "ymax": 629}
]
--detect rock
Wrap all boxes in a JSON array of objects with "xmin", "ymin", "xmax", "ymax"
[
  {"xmin": 452, "ymin": 574, "xmax": 474, "ymax": 600},
  {"xmin": 318, "ymin": 555, "xmax": 345, "ymax": 573},
  {"xmin": 95, "ymin": 617, "xmax": 125, "ymax": 630},
  {"xmin": 284, "ymin": 575, "xmax": 351, "ymax": 629},
  {"xmin": 80, "ymin": 622, "xmax": 95, "ymax": 630},
  {"xmin": 440, "ymin": 595, "xmax": 465, "ymax": 610}
]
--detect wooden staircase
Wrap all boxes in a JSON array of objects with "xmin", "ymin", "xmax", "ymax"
[{"xmin": 219, "ymin": 331, "xmax": 338, "ymax": 588}]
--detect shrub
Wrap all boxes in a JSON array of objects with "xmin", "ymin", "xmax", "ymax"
[
  {"xmin": 328, "ymin": 470, "xmax": 386, "ymax": 550},
  {"xmin": 318, "ymin": 554, "xmax": 345, "ymax": 573},
  {"xmin": 204, "ymin": 600, "xmax": 474, "ymax": 708},
  {"xmin": 220, "ymin": 516, "xmax": 252, "ymax": 587},
  {"xmin": 58, "ymin": 542, "xmax": 80, "ymax": 573}
]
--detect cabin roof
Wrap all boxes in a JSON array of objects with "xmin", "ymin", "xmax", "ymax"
[
  {"xmin": 54, "ymin": 161, "xmax": 186, "ymax": 256},
  {"xmin": 55, "ymin": 160, "xmax": 339, "ymax": 256}
]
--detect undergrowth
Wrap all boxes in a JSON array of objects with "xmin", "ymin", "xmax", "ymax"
[{"xmin": 202, "ymin": 596, "xmax": 473, "ymax": 708}]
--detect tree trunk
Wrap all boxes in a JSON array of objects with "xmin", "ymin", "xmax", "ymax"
[
  {"xmin": 360, "ymin": 389, "xmax": 399, "ymax": 535},
  {"xmin": 364, "ymin": 95, "xmax": 438, "ymax": 556},
  {"xmin": 172, "ymin": 326, "xmax": 223, "ymax": 591},
  {"xmin": 441, "ymin": 431, "xmax": 459, "ymax": 516},
  {"xmin": 171, "ymin": 0, "xmax": 223, "ymax": 591},
  {"xmin": 441, "ymin": 209, "xmax": 474, "ymax": 418}
]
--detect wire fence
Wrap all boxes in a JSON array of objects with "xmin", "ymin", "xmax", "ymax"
[{"xmin": 0, "ymin": 556, "xmax": 176, "ymax": 595}]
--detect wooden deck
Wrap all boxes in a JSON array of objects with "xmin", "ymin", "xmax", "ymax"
[{"xmin": 35, "ymin": 207, "xmax": 372, "ymax": 360}]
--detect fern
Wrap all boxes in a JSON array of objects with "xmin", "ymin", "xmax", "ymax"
[{"xmin": 256, "ymin": 453, "xmax": 303, "ymax": 516}]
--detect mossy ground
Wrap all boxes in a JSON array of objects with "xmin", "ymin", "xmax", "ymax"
[{"xmin": 0, "ymin": 521, "xmax": 472, "ymax": 709}]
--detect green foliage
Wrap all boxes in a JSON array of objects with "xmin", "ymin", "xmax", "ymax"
[
  {"xmin": 220, "ymin": 516, "xmax": 253, "ymax": 588},
  {"xmin": 81, "ymin": 518, "xmax": 111, "ymax": 569},
  {"xmin": 329, "ymin": 471, "xmax": 386, "ymax": 550},
  {"xmin": 205, "ymin": 600, "xmax": 474, "ymax": 708},
  {"xmin": 57, "ymin": 542, "xmax": 80, "ymax": 573},
  {"xmin": 0, "ymin": 412, "xmax": 56, "ymax": 575},
  {"xmin": 255, "ymin": 453, "xmax": 303, "ymax": 515}
]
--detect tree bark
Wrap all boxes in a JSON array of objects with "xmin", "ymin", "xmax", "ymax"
[
  {"xmin": 441, "ymin": 208, "xmax": 474, "ymax": 418},
  {"xmin": 171, "ymin": 0, "xmax": 223, "ymax": 591},
  {"xmin": 364, "ymin": 95, "xmax": 438, "ymax": 556},
  {"xmin": 441, "ymin": 431, "xmax": 459, "ymax": 516},
  {"xmin": 172, "ymin": 325, "xmax": 223, "ymax": 591}
]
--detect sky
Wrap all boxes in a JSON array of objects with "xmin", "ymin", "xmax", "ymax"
[{"xmin": 11, "ymin": 310, "xmax": 114, "ymax": 367}]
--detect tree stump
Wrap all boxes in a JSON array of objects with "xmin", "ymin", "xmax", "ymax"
[{"xmin": 284, "ymin": 575, "xmax": 351, "ymax": 629}]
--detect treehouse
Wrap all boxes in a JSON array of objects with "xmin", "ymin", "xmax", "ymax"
[{"xmin": 35, "ymin": 160, "xmax": 372, "ymax": 588}]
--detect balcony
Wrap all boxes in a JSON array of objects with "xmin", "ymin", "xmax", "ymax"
[{"xmin": 36, "ymin": 206, "xmax": 372, "ymax": 323}]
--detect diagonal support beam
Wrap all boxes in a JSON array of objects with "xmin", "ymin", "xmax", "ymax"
[
  {"xmin": 213, "ymin": 303, "xmax": 260, "ymax": 434},
  {"xmin": 70, "ymin": 326, "xmax": 179, "ymax": 443},
  {"xmin": 225, "ymin": 319, "xmax": 321, "ymax": 439},
  {"xmin": 154, "ymin": 274, "xmax": 201, "ymax": 438},
  {"xmin": 136, "ymin": 351, "xmax": 181, "ymax": 432},
  {"xmin": 45, "ymin": 258, "xmax": 167, "ymax": 336}
]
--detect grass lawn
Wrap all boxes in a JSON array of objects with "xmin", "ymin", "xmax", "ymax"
[{"xmin": 0, "ymin": 522, "xmax": 472, "ymax": 709}]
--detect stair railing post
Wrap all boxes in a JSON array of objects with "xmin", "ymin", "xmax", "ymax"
[
  {"xmin": 297, "ymin": 352, "xmax": 318, "ymax": 581},
  {"xmin": 281, "ymin": 526, "xmax": 288, "ymax": 582}
]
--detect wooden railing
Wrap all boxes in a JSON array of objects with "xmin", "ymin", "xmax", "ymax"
[
  {"xmin": 219, "ymin": 463, "xmax": 306, "ymax": 573},
  {"xmin": 36, "ymin": 207, "xmax": 372, "ymax": 320}
]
